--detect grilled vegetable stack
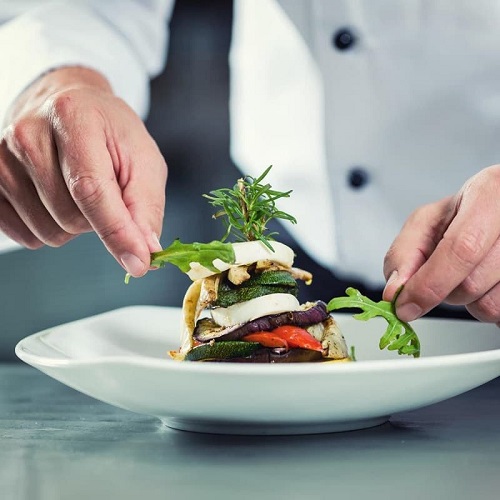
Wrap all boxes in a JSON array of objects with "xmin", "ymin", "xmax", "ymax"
[
  {"xmin": 130, "ymin": 166, "xmax": 421, "ymax": 361},
  {"xmin": 172, "ymin": 240, "xmax": 349, "ymax": 362}
]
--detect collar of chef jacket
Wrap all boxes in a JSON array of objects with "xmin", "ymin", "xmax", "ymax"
[{"xmin": 229, "ymin": 0, "xmax": 500, "ymax": 287}]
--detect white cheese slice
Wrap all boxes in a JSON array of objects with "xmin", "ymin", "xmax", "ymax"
[
  {"xmin": 211, "ymin": 293, "xmax": 300, "ymax": 327},
  {"xmin": 186, "ymin": 241, "xmax": 294, "ymax": 281}
]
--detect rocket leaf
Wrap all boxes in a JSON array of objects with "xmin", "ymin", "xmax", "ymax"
[
  {"xmin": 327, "ymin": 287, "xmax": 420, "ymax": 358},
  {"xmin": 125, "ymin": 239, "xmax": 235, "ymax": 283}
]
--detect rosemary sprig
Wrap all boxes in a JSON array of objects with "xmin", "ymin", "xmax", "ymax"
[{"xmin": 202, "ymin": 165, "xmax": 297, "ymax": 250}]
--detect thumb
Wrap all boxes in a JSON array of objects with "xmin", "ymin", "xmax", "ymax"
[{"xmin": 382, "ymin": 197, "xmax": 454, "ymax": 303}]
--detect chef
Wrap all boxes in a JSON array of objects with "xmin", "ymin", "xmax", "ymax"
[{"xmin": 0, "ymin": 0, "xmax": 499, "ymax": 325}]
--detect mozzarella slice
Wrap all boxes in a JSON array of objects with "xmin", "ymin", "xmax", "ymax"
[
  {"xmin": 186, "ymin": 241, "xmax": 294, "ymax": 281},
  {"xmin": 211, "ymin": 293, "xmax": 300, "ymax": 327}
]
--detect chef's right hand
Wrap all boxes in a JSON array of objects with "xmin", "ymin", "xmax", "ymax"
[{"xmin": 0, "ymin": 66, "xmax": 167, "ymax": 277}]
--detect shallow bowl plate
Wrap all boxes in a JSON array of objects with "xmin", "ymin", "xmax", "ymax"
[{"xmin": 15, "ymin": 306, "xmax": 500, "ymax": 435}]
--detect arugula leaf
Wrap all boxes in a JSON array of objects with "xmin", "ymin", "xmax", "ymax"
[
  {"xmin": 150, "ymin": 239, "xmax": 235, "ymax": 272},
  {"xmin": 125, "ymin": 239, "xmax": 235, "ymax": 283},
  {"xmin": 326, "ymin": 287, "xmax": 420, "ymax": 358}
]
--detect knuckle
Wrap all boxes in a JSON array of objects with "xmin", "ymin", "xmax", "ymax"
[
  {"xmin": 127, "ymin": 198, "xmax": 165, "ymax": 234},
  {"xmin": 446, "ymin": 228, "xmax": 486, "ymax": 269},
  {"xmin": 468, "ymin": 293, "xmax": 500, "ymax": 323},
  {"xmin": 98, "ymin": 219, "xmax": 128, "ymax": 243},
  {"xmin": 4, "ymin": 229, "xmax": 43, "ymax": 250},
  {"xmin": 420, "ymin": 282, "xmax": 447, "ymax": 305},
  {"xmin": 39, "ymin": 227, "xmax": 73, "ymax": 248},
  {"xmin": 8, "ymin": 118, "xmax": 36, "ymax": 154},
  {"xmin": 56, "ymin": 211, "xmax": 91, "ymax": 235},
  {"xmin": 457, "ymin": 275, "xmax": 482, "ymax": 300},
  {"xmin": 447, "ymin": 275, "xmax": 482, "ymax": 305},
  {"xmin": 51, "ymin": 91, "xmax": 78, "ymax": 121},
  {"xmin": 24, "ymin": 239, "xmax": 44, "ymax": 250},
  {"xmin": 60, "ymin": 219, "xmax": 90, "ymax": 236},
  {"xmin": 49, "ymin": 90, "xmax": 104, "ymax": 136},
  {"xmin": 68, "ymin": 175, "xmax": 105, "ymax": 207}
]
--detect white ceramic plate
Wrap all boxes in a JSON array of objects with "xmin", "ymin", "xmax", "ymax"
[{"xmin": 15, "ymin": 306, "xmax": 500, "ymax": 435}]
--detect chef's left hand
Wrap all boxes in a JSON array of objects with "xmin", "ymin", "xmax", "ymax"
[{"xmin": 383, "ymin": 164, "xmax": 500, "ymax": 325}]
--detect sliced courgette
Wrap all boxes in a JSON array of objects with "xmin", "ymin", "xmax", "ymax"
[
  {"xmin": 184, "ymin": 341, "xmax": 261, "ymax": 361},
  {"xmin": 214, "ymin": 284, "xmax": 297, "ymax": 308},
  {"xmin": 214, "ymin": 270, "xmax": 298, "ymax": 308}
]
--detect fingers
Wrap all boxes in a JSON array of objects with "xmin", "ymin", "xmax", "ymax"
[
  {"xmin": 443, "ymin": 236, "xmax": 500, "ymax": 323},
  {"xmin": 466, "ymin": 281, "xmax": 500, "ymax": 324},
  {"xmin": 111, "ymin": 119, "xmax": 167, "ymax": 254},
  {"xmin": 0, "ymin": 195, "xmax": 43, "ymax": 249},
  {"xmin": 386, "ymin": 167, "xmax": 500, "ymax": 322},
  {"xmin": 122, "ymin": 149, "xmax": 167, "ymax": 254},
  {"xmin": 3, "ymin": 116, "xmax": 91, "ymax": 237},
  {"xmin": 52, "ymin": 96, "xmax": 166, "ymax": 276},
  {"xmin": 383, "ymin": 197, "xmax": 454, "ymax": 301},
  {"xmin": 58, "ymin": 134, "xmax": 150, "ymax": 277},
  {"xmin": 0, "ymin": 137, "xmax": 75, "ymax": 247},
  {"xmin": 446, "ymin": 237, "xmax": 500, "ymax": 306}
]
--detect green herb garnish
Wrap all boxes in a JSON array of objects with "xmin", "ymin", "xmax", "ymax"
[
  {"xmin": 125, "ymin": 239, "xmax": 235, "ymax": 283},
  {"xmin": 202, "ymin": 165, "xmax": 297, "ymax": 250},
  {"xmin": 327, "ymin": 287, "xmax": 420, "ymax": 358}
]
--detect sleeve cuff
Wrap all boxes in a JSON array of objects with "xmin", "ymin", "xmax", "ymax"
[{"xmin": 0, "ymin": 1, "xmax": 165, "ymax": 124}]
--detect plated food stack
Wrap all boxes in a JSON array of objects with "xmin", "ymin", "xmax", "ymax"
[
  {"xmin": 136, "ymin": 166, "xmax": 420, "ymax": 362},
  {"xmin": 174, "ymin": 240, "xmax": 349, "ymax": 362}
]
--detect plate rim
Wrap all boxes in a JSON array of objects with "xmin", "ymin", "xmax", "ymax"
[
  {"xmin": 15, "ymin": 334, "xmax": 500, "ymax": 376},
  {"xmin": 14, "ymin": 304, "xmax": 500, "ymax": 375}
]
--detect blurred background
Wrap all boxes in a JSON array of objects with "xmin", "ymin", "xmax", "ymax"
[{"xmin": 0, "ymin": 0, "xmax": 470, "ymax": 361}]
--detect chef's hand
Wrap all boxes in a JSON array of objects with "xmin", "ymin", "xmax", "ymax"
[
  {"xmin": 0, "ymin": 66, "xmax": 166, "ymax": 277},
  {"xmin": 383, "ymin": 165, "xmax": 500, "ymax": 325}
]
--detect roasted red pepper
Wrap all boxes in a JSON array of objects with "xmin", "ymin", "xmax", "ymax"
[
  {"xmin": 242, "ymin": 326, "xmax": 323, "ymax": 352},
  {"xmin": 241, "ymin": 333, "xmax": 289, "ymax": 349}
]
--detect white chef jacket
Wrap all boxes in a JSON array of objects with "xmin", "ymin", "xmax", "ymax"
[{"xmin": 1, "ymin": 0, "xmax": 499, "ymax": 286}]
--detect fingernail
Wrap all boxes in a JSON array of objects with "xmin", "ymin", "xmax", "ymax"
[
  {"xmin": 120, "ymin": 253, "xmax": 146, "ymax": 277},
  {"xmin": 151, "ymin": 232, "xmax": 162, "ymax": 251},
  {"xmin": 386, "ymin": 270, "xmax": 399, "ymax": 286},
  {"xmin": 397, "ymin": 302, "xmax": 422, "ymax": 322},
  {"xmin": 383, "ymin": 270, "xmax": 402, "ymax": 300}
]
